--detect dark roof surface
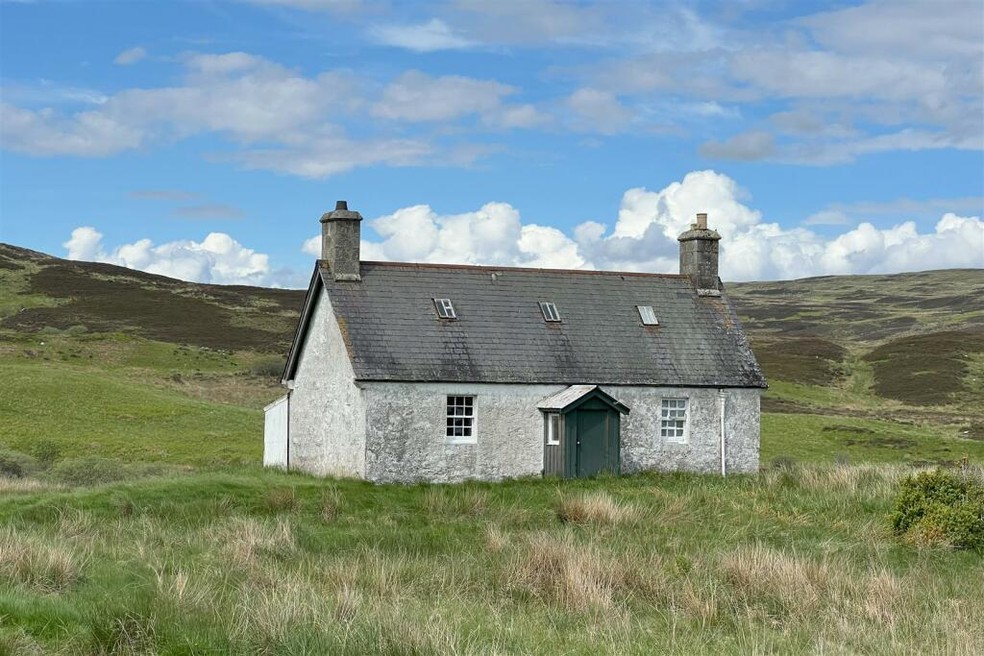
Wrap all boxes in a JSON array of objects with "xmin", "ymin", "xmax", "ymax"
[
  {"xmin": 537, "ymin": 385, "xmax": 631, "ymax": 414},
  {"xmin": 288, "ymin": 261, "xmax": 766, "ymax": 387}
]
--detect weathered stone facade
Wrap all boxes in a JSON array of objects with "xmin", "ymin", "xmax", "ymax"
[
  {"xmin": 286, "ymin": 317, "xmax": 760, "ymax": 482},
  {"xmin": 363, "ymin": 382, "xmax": 556, "ymax": 483},
  {"xmin": 287, "ymin": 290, "xmax": 366, "ymax": 477},
  {"xmin": 617, "ymin": 386, "xmax": 760, "ymax": 475}
]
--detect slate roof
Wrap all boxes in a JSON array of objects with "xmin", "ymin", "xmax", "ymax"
[{"xmin": 284, "ymin": 261, "xmax": 767, "ymax": 388}]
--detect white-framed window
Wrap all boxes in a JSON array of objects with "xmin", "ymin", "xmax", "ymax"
[
  {"xmin": 539, "ymin": 301, "xmax": 561, "ymax": 322},
  {"xmin": 545, "ymin": 413, "xmax": 561, "ymax": 445},
  {"xmin": 446, "ymin": 395, "xmax": 476, "ymax": 443},
  {"xmin": 637, "ymin": 305, "xmax": 659, "ymax": 325},
  {"xmin": 660, "ymin": 398, "xmax": 688, "ymax": 443},
  {"xmin": 434, "ymin": 298, "xmax": 457, "ymax": 319}
]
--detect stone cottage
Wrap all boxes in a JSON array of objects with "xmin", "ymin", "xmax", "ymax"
[{"xmin": 263, "ymin": 201, "xmax": 766, "ymax": 482}]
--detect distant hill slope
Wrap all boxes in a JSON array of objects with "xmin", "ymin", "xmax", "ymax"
[
  {"xmin": 727, "ymin": 270, "xmax": 984, "ymax": 342},
  {"xmin": 2, "ymin": 242, "xmax": 982, "ymax": 412},
  {"xmin": 728, "ymin": 270, "xmax": 984, "ymax": 412},
  {"xmin": 0, "ymin": 243, "xmax": 303, "ymax": 352}
]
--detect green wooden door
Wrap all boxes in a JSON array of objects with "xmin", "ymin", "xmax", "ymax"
[{"xmin": 575, "ymin": 410, "xmax": 612, "ymax": 477}]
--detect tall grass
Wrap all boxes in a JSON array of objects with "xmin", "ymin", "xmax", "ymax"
[{"xmin": 0, "ymin": 465, "xmax": 982, "ymax": 654}]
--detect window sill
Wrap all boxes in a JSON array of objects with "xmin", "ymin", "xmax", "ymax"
[{"xmin": 446, "ymin": 438, "xmax": 477, "ymax": 446}]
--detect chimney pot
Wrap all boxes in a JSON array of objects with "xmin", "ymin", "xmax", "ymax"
[
  {"xmin": 678, "ymin": 213, "xmax": 721, "ymax": 291},
  {"xmin": 319, "ymin": 200, "xmax": 363, "ymax": 281}
]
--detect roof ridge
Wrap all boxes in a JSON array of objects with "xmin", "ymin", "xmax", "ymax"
[{"xmin": 356, "ymin": 260, "xmax": 687, "ymax": 279}]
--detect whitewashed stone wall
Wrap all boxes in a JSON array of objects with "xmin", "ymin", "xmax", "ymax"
[
  {"xmin": 363, "ymin": 382, "xmax": 562, "ymax": 483},
  {"xmin": 359, "ymin": 383, "xmax": 760, "ymax": 483},
  {"xmin": 617, "ymin": 386, "xmax": 760, "ymax": 474},
  {"xmin": 287, "ymin": 289, "xmax": 366, "ymax": 477}
]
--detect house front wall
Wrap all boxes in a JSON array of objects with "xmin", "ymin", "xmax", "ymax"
[
  {"xmin": 360, "ymin": 382, "xmax": 760, "ymax": 483},
  {"xmin": 363, "ymin": 382, "xmax": 559, "ymax": 483},
  {"xmin": 617, "ymin": 386, "xmax": 760, "ymax": 475},
  {"xmin": 287, "ymin": 289, "xmax": 367, "ymax": 478}
]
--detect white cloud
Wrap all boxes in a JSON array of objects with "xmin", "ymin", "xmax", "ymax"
[
  {"xmin": 366, "ymin": 202, "xmax": 529, "ymax": 265},
  {"xmin": 581, "ymin": 1, "xmax": 983, "ymax": 163},
  {"xmin": 113, "ymin": 47, "xmax": 146, "ymax": 66},
  {"xmin": 315, "ymin": 170, "xmax": 983, "ymax": 281},
  {"xmin": 566, "ymin": 88, "xmax": 632, "ymax": 134},
  {"xmin": 818, "ymin": 214, "xmax": 984, "ymax": 275},
  {"xmin": 818, "ymin": 196, "xmax": 984, "ymax": 220},
  {"xmin": 372, "ymin": 71, "xmax": 515, "ymax": 123},
  {"xmin": 231, "ymin": 132, "xmax": 435, "ymax": 178},
  {"xmin": 699, "ymin": 131, "xmax": 775, "ymax": 161},
  {"xmin": 730, "ymin": 50, "xmax": 946, "ymax": 102},
  {"xmin": 64, "ymin": 226, "xmax": 280, "ymax": 286},
  {"xmin": 368, "ymin": 18, "xmax": 476, "ymax": 52},
  {"xmin": 1, "ymin": 53, "xmax": 359, "ymax": 157},
  {"xmin": 0, "ymin": 102, "xmax": 144, "ymax": 156},
  {"xmin": 802, "ymin": 1, "xmax": 983, "ymax": 58},
  {"xmin": 1, "ymin": 50, "xmax": 543, "ymax": 173},
  {"xmin": 803, "ymin": 210, "xmax": 850, "ymax": 226}
]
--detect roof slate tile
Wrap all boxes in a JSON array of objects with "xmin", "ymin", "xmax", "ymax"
[{"xmin": 297, "ymin": 261, "xmax": 766, "ymax": 388}]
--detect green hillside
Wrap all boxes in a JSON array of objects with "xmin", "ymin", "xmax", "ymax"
[
  {"xmin": 1, "ymin": 244, "xmax": 983, "ymax": 654},
  {"xmin": 1, "ymin": 243, "xmax": 983, "ymax": 468}
]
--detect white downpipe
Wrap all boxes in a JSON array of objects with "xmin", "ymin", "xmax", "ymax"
[{"xmin": 718, "ymin": 390, "xmax": 726, "ymax": 477}]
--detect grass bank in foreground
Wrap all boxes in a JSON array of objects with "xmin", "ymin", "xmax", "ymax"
[{"xmin": 1, "ymin": 465, "xmax": 982, "ymax": 654}]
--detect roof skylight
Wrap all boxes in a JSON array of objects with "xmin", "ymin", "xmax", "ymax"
[
  {"xmin": 637, "ymin": 305, "xmax": 659, "ymax": 326},
  {"xmin": 434, "ymin": 298, "xmax": 457, "ymax": 319},
  {"xmin": 539, "ymin": 302, "xmax": 561, "ymax": 322}
]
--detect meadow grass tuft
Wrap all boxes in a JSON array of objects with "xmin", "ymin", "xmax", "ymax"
[
  {"xmin": 0, "ymin": 528, "xmax": 87, "ymax": 594},
  {"xmin": 554, "ymin": 490, "xmax": 640, "ymax": 525},
  {"xmin": 0, "ymin": 465, "xmax": 982, "ymax": 654}
]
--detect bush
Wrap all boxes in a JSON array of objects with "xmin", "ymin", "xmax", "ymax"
[
  {"xmin": 0, "ymin": 449, "xmax": 39, "ymax": 478},
  {"xmin": 30, "ymin": 439, "xmax": 62, "ymax": 465},
  {"xmin": 250, "ymin": 357, "xmax": 286, "ymax": 378},
  {"xmin": 46, "ymin": 457, "xmax": 129, "ymax": 487},
  {"xmin": 890, "ymin": 469, "xmax": 984, "ymax": 550}
]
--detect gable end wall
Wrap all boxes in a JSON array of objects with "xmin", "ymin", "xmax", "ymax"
[{"xmin": 287, "ymin": 289, "xmax": 366, "ymax": 477}]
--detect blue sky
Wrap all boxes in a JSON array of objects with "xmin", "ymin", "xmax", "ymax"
[{"xmin": 1, "ymin": 0, "xmax": 982, "ymax": 287}]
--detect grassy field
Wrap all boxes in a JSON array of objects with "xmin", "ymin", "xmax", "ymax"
[
  {"xmin": 1, "ymin": 244, "xmax": 983, "ymax": 653},
  {"xmin": 1, "ymin": 465, "xmax": 982, "ymax": 654}
]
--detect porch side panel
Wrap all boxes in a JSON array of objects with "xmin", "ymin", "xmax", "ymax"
[
  {"xmin": 287, "ymin": 289, "xmax": 367, "ymax": 478},
  {"xmin": 363, "ymin": 382, "xmax": 561, "ymax": 483}
]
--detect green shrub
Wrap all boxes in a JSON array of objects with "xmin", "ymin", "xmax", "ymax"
[
  {"xmin": 46, "ymin": 457, "xmax": 129, "ymax": 487},
  {"xmin": 249, "ymin": 357, "xmax": 286, "ymax": 377},
  {"xmin": 30, "ymin": 439, "xmax": 62, "ymax": 465},
  {"xmin": 890, "ymin": 469, "xmax": 984, "ymax": 550},
  {"xmin": 0, "ymin": 449, "xmax": 38, "ymax": 478},
  {"xmin": 42, "ymin": 459, "xmax": 174, "ymax": 487}
]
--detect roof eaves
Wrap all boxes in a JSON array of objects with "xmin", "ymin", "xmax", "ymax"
[{"xmin": 281, "ymin": 263, "xmax": 326, "ymax": 384}]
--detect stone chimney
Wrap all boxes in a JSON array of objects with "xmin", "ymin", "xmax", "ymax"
[
  {"xmin": 678, "ymin": 212, "xmax": 721, "ymax": 293},
  {"xmin": 319, "ymin": 200, "xmax": 362, "ymax": 281}
]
